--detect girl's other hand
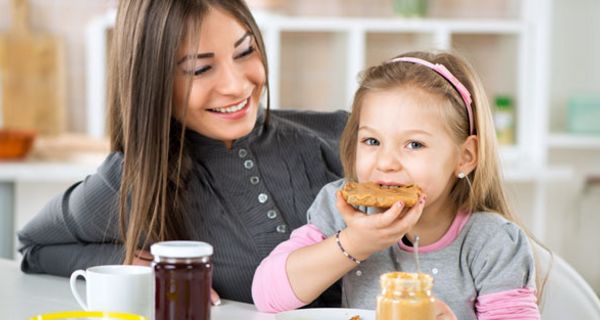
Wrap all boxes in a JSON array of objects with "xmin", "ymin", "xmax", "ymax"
[{"xmin": 335, "ymin": 191, "xmax": 426, "ymax": 260}]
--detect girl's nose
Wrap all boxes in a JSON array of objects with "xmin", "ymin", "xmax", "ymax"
[
  {"xmin": 214, "ymin": 61, "xmax": 245, "ymax": 96},
  {"xmin": 376, "ymin": 147, "xmax": 403, "ymax": 173}
]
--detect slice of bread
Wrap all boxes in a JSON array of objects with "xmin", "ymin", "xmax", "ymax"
[{"xmin": 340, "ymin": 182, "xmax": 421, "ymax": 208}]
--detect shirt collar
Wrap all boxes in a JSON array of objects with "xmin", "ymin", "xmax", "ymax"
[{"xmin": 183, "ymin": 107, "xmax": 267, "ymax": 159}]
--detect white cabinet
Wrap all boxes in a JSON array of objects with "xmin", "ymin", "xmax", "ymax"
[
  {"xmin": 82, "ymin": 0, "xmax": 568, "ymax": 240},
  {"xmin": 0, "ymin": 162, "xmax": 100, "ymax": 259},
  {"xmin": 86, "ymin": 0, "xmax": 556, "ymax": 174}
]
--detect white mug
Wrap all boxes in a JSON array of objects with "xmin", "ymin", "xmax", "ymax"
[{"xmin": 69, "ymin": 265, "xmax": 154, "ymax": 319}]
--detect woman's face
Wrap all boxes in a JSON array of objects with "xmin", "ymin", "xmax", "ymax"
[
  {"xmin": 173, "ymin": 6, "xmax": 265, "ymax": 148},
  {"xmin": 355, "ymin": 87, "xmax": 461, "ymax": 212}
]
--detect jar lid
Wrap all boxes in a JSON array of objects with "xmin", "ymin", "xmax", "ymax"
[
  {"xmin": 379, "ymin": 272, "xmax": 433, "ymax": 291},
  {"xmin": 150, "ymin": 241, "xmax": 213, "ymax": 258}
]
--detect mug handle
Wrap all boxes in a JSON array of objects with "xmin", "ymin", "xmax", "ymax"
[{"xmin": 69, "ymin": 270, "xmax": 88, "ymax": 310}]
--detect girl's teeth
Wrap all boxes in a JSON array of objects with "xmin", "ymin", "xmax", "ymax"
[{"xmin": 212, "ymin": 99, "xmax": 247, "ymax": 113}]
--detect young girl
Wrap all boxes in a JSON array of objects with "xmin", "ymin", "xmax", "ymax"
[{"xmin": 252, "ymin": 51, "xmax": 541, "ymax": 319}]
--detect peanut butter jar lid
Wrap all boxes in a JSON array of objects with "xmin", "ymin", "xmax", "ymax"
[{"xmin": 151, "ymin": 241, "xmax": 213, "ymax": 258}]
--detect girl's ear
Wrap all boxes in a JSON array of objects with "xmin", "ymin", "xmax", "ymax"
[{"xmin": 455, "ymin": 135, "xmax": 478, "ymax": 177}]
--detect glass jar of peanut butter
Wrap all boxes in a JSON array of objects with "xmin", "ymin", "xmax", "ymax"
[{"xmin": 376, "ymin": 272, "xmax": 435, "ymax": 320}]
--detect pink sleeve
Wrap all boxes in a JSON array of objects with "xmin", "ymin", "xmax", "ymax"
[
  {"xmin": 476, "ymin": 288, "xmax": 540, "ymax": 320},
  {"xmin": 252, "ymin": 224, "xmax": 326, "ymax": 313}
]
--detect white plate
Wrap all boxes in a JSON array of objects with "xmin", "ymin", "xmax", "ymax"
[{"xmin": 276, "ymin": 308, "xmax": 375, "ymax": 320}]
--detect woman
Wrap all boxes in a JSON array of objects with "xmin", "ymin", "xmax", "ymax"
[{"xmin": 18, "ymin": 0, "xmax": 345, "ymax": 306}]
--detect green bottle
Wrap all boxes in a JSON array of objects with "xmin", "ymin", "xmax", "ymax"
[
  {"xmin": 494, "ymin": 96, "xmax": 515, "ymax": 145},
  {"xmin": 393, "ymin": 0, "xmax": 428, "ymax": 17}
]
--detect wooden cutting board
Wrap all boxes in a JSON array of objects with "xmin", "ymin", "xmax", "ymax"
[{"xmin": 0, "ymin": 0, "xmax": 65, "ymax": 135}]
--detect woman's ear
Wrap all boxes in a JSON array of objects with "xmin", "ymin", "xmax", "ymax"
[{"xmin": 455, "ymin": 135, "xmax": 478, "ymax": 177}]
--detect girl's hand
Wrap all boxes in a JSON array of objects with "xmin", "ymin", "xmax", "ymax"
[{"xmin": 335, "ymin": 191, "xmax": 426, "ymax": 261}]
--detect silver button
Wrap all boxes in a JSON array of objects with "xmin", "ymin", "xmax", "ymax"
[
  {"xmin": 356, "ymin": 270, "xmax": 362, "ymax": 276},
  {"xmin": 250, "ymin": 176, "xmax": 260, "ymax": 185},
  {"xmin": 238, "ymin": 148, "xmax": 248, "ymax": 158},
  {"xmin": 267, "ymin": 210, "xmax": 277, "ymax": 219},
  {"xmin": 258, "ymin": 193, "xmax": 268, "ymax": 203},
  {"xmin": 276, "ymin": 224, "xmax": 287, "ymax": 233},
  {"xmin": 432, "ymin": 268, "xmax": 439, "ymax": 275},
  {"xmin": 244, "ymin": 160, "xmax": 254, "ymax": 169}
]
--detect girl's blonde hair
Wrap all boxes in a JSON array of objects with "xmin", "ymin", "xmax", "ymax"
[
  {"xmin": 341, "ymin": 51, "xmax": 508, "ymax": 216},
  {"xmin": 339, "ymin": 51, "xmax": 548, "ymax": 300}
]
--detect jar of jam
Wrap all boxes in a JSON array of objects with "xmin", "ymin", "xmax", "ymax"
[
  {"xmin": 151, "ymin": 241, "xmax": 213, "ymax": 320},
  {"xmin": 376, "ymin": 272, "xmax": 435, "ymax": 320}
]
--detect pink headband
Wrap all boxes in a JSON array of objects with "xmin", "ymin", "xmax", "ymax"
[{"xmin": 387, "ymin": 56, "xmax": 474, "ymax": 135}]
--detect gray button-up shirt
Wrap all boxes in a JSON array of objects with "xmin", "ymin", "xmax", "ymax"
[{"xmin": 18, "ymin": 108, "xmax": 348, "ymax": 304}]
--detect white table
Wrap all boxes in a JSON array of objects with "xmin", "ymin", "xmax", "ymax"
[
  {"xmin": 4, "ymin": 254, "xmax": 600, "ymax": 320},
  {"xmin": 0, "ymin": 258, "xmax": 275, "ymax": 319}
]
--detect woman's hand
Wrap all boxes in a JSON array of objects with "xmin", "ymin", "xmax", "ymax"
[
  {"xmin": 131, "ymin": 250, "xmax": 222, "ymax": 306},
  {"xmin": 335, "ymin": 191, "xmax": 426, "ymax": 261},
  {"xmin": 434, "ymin": 300, "xmax": 458, "ymax": 320},
  {"xmin": 211, "ymin": 288, "xmax": 221, "ymax": 306},
  {"xmin": 132, "ymin": 250, "xmax": 153, "ymax": 266}
]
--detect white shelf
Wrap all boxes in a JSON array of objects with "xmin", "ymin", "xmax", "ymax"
[
  {"xmin": 255, "ymin": 13, "xmax": 525, "ymax": 34},
  {"xmin": 503, "ymin": 164, "xmax": 574, "ymax": 183},
  {"xmin": 548, "ymin": 133, "xmax": 600, "ymax": 149},
  {"xmin": 0, "ymin": 161, "xmax": 101, "ymax": 183}
]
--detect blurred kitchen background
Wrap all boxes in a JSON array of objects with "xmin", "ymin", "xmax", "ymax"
[{"xmin": 0, "ymin": 0, "xmax": 598, "ymax": 297}]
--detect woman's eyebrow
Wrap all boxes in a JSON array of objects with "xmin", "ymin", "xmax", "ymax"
[
  {"xmin": 234, "ymin": 32, "xmax": 252, "ymax": 48},
  {"xmin": 177, "ymin": 32, "xmax": 253, "ymax": 65},
  {"xmin": 177, "ymin": 52, "xmax": 214, "ymax": 65}
]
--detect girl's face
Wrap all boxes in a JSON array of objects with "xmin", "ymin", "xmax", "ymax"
[
  {"xmin": 173, "ymin": 7, "xmax": 265, "ymax": 148},
  {"xmin": 355, "ymin": 87, "xmax": 461, "ymax": 210}
]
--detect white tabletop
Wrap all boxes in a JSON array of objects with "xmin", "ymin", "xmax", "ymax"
[{"xmin": 0, "ymin": 258, "xmax": 275, "ymax": 319}]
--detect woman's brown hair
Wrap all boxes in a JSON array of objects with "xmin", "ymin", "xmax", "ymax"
[
  {"xmin": 108, "ymin": 0, "xmax": 269, "ymax": 264},
  {"xmin": 339, "ymin": 51, "xmax": 549, "ymax": 300}
]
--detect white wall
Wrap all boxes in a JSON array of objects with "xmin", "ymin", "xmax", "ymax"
[
  {"xmin": 549, "ymin": 0, "xmax": 600, "ymax": 131},
  {"xmin": 546, "ymin": 0, "xmax": 600, "ymax": 295}
]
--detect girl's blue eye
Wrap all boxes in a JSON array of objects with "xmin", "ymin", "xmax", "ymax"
[
  {"xmin": 407, "ymin": 141, "xmax": 424, "ymax": 149},
  {"xmin": 362, "ymin": 137, "xmax": 380, "ymax": 146},
  {"xmin": 235, "ymin": 46, "xmax": 255, "ymax": 59}
]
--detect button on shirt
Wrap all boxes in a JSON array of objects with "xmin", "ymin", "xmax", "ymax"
[
  {"xmin": 276, "ymin": 224, "xmax": 287, "ymax": 233},
  {"xmin": 258, "ymin": 193, "xmax": 269, "ymax": 203},
  {"xmin": 267, "ymin": 210, "xmax": 277, "ymax": 219}
]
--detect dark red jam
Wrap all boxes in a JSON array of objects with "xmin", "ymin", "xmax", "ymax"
[{"xmin": 154, "ymin": 258, "xmax": 212, "ymax": 320}]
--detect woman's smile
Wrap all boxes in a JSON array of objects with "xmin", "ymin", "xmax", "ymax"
[{"xmin": 207, "ymin": 96, "xmax": 252, "ymax": 120}]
